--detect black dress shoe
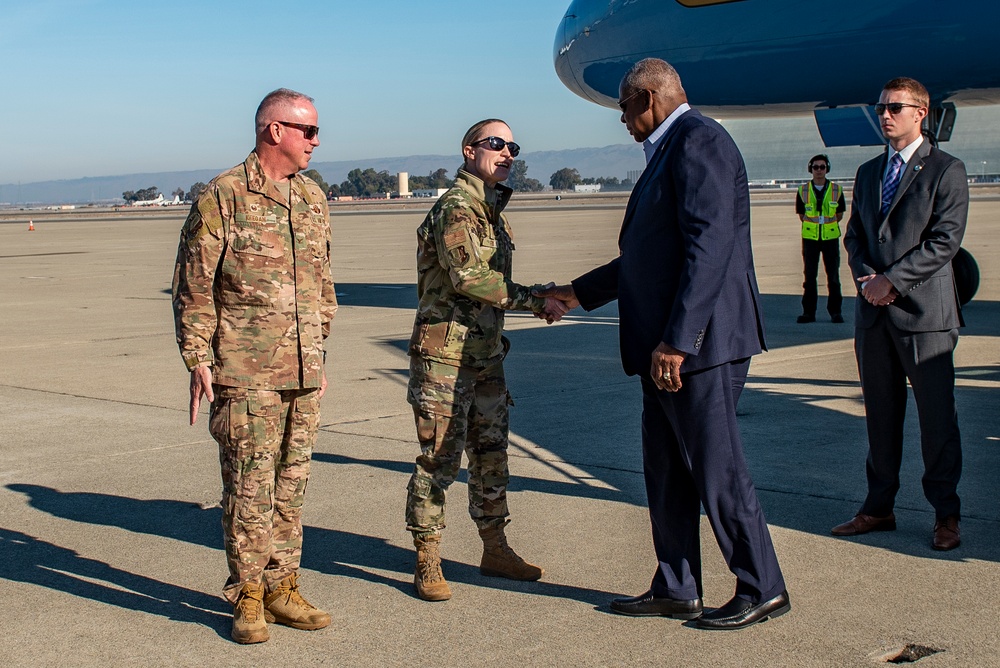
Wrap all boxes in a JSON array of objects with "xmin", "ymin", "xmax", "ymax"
[
  {"xmin": 831, "ymin": 313, "xmax": 845, "ymax": 323},
  {"xmin": 610, "ymin": 590, "xmax": 703, "ymax": 619},
  {"xmin": 695, "ymin": 590, "xmax": 790, "ymax": 630},
  {"xmin": 796, "ymin": 314, "xmax": 815, "ymax": 323}
]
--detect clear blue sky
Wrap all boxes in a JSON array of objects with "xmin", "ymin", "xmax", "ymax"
[{"xmin": 0, "ymin": 0, "xmax": 629, "ymax": 183}]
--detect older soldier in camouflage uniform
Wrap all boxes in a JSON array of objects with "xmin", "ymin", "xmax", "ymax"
[
  {"xmin": 172, "ymin": 88, "xmax": 337, "ymax": 644},
  {"xmin": 405, "ymin": 119, "xmax": 568, "ymax": 601}
]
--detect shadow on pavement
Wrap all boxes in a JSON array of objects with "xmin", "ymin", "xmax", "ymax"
[
  {"xmin": 334, "ymin": 283, "xmax": 416, "ymax": 310},
  {"xmin": 362, "ymin": 293, "xmax": 1000, "ymax": 563},
  {"xmin": 311, "ymin": 451, "xmax": 642, "ymax": 507},
  {"xmin": 5, "ymin": 484, "xmax": 617, "ymax": 607},
  {"xmin": 0, "ymin": 526, "xmax": 231, "ymax": 639}
]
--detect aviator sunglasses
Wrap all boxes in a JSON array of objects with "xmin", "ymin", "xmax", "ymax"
[
  {"xmin": 810, "ymin": 164, "xmax": 828, "ymax": 171},
  {"xmin": 874, "ymin": 103, "xmax": 922, "ymax": 116},
  {"xmin": 276, "ymin": 121, "xmax": 320, "ymax": 140},
  {"xmin": 472, "ymin": 136, "xmax": 520, "ymax": 157}
]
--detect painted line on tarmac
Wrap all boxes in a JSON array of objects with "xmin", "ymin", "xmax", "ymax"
[{"xmin": 0, "ymin": 383, "xmax": 185, "ymax": 413}]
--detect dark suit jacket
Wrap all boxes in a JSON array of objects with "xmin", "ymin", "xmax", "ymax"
[
  {"xmin": 843, "ymin": 140, "xmax": 968, "ymax": 332},
  {"xmin": 572, "ymin": 109, "xmax": 766, "ymax": 377}
]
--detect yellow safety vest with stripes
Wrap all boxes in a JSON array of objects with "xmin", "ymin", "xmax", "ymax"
[{"xmin": 798, "ymin": 181, "xmax": 842, "ymax": 241}]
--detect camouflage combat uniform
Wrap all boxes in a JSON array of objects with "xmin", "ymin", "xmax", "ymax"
[
  {"xmin": 172, "ymin": 151, "xmax": 337, "ymax": 603},
  {"xmin": 405, "ymin": 169, "xmax": 545, "ymax": 537}
]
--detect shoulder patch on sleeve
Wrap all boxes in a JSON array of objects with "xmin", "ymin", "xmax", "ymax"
[
  {"xmin": 185, "ymin": 211, "xmax": 203, "ymax": 233},
  {"xmin": 182, "ymin": 211, "xmax": 206, "ymax": 247},
  {"xmin": 444, "ymin": 229, "xmax": 470, "ymax": 249},
  {"xmin": 442, "ymin": 228, "xmax": 476, "ymax": 269},
  {"xmin": 448, "ymin": 245, "xmax": 472, "ymax": 268}
]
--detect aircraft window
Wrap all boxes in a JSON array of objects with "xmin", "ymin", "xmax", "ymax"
[{"xmin": 675, "ymin": 0, "xmax": 744, "ymax": 6}]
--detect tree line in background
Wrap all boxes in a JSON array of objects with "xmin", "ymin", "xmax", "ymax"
[
  {"xmin": 304, "ymin": 161, "xmax": 630, "ymax": 197},
  {"xmin": 548, "ymin": 167, "xmax": 634, "ymax": 191},
  {"xmin": 303, "ymin": 167, "xmax": 456, "ymax": 199},
  {"xmin": 121, "ymin": 186, "xmax": 159, "ymax": 203},
  {"xmin": 136, "ymin": 160, "xmax": 631, "ymax": 205},
  {"xmin": 122, "ymin": 183, "xmax": 207, "ymax": 204}
]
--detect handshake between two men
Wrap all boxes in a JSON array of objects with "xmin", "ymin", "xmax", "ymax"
[
  {"xmin": 530, "ymin": 282, "xmax": 685, "ymax": 394},
  {"xmin": 532, "ymin": 282, "xmax": 580, "ymax": 324}
]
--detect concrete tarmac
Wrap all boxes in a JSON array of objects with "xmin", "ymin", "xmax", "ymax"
[{"xmin": 1, "ymin": 195, "xmax": 998, "ymax": 667}]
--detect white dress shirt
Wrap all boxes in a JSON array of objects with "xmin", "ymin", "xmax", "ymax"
[
  {"xmin": 642, "ymin": 103, "xmax": 691, "ymax": 164},
  {"xmin": 884, "ymin": 134, "xmax": 924, "ymax": 181}
]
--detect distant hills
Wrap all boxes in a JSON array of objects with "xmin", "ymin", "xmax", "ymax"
[
  {"xmin": 0, "ymin": 145, "xmax": 649, "ymax": 207},
  {"xmin": 4, "ymin": 110, "xmax": 999, "ymax": 206}
]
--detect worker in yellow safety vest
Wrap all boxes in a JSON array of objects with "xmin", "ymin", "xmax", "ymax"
[{"xmin": 795, "ymin": 154, "xmax": 847, "ymax": 323}]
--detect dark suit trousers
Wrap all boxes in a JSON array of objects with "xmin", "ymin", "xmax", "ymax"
[
  {"xmin": 801, "ymin": 238, "xmax": 842, "ymax": 317},
  {"xmin": 855, "ymin": 314, "xmax": 962, "ymax": 519},
  {"xmin": 641, "ymin": 359, "xmax": 785, "ymax": 603}
]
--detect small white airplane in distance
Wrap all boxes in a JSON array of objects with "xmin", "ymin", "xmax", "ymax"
[
  {"xmin": 131, "ymin": 194, "xmax": 182, "ymax": 207},
  {"xmin": 132, "ymin": 193, "xmax": 164, "ymax": 207}
]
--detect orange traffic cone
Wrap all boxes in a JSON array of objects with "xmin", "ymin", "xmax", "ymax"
[{"xmin": 28, "ymin": 220, "xmax": 34, "ymax": 231}]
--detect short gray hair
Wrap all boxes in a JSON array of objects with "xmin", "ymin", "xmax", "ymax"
[
  {"xmin": 621, "ymin": 58, "xmax": 684, "ymax": 98},
  {"xmin": 255, "ymin": 88, "xmax": 314, "ymax": 135}
]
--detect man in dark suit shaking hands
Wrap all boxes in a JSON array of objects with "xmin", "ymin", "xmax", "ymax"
[
  {"xmin": 536, "ymin": 58, "xmax": 789, "ymax": 630},
  {"xmin": 834, "ymin": 78, "xmax": 968, "ymax": 550}
]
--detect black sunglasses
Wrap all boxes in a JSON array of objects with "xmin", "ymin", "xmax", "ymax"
[
  {"xmin": 874, "ymin": 103, "xmax": 921, "ymax": 116},
  {"xmin": 472, "ymin": 136, "xmax": 520, "ymax": 157},
  {"xmin": 810, "ymin": 164, "xmax": 828, "ymax": 171},
  {"xmin": 276, "ymin": 121, "xmax": 319, "ymax": 140}
]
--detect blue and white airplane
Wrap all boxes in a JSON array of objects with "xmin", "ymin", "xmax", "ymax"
[{"xmin": 554, "ymin": 0, "xmax": 1000, "ymax": 147}]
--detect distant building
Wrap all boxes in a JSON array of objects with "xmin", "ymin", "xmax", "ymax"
[
  {"xmin": 574, "ymin": 184, "xmax": 601, "ymax": 193},
  {"xmin": 626, "ymin": 169, "xmax": 642, "ymax": 184},
  {"xmin": 413, "ymin": 188, "xmax": 449, "ymax": 198},
  {"xmin": 398, "ymin": 172, "xmax": 411, "ymax": 197}
]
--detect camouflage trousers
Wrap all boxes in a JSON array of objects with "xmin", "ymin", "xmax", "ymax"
[
  {"xmin": 209, "ymin": 385, "xmax": 319, "ymax": 603},
  {"xmin": 405, "ymin": 356, "xmax": 512, "ymax": 537}
]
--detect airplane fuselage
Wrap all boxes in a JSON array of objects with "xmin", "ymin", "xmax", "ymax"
[{"xmin": 554, "ymin": 0, "xmax": 1000, "ymax": 116}]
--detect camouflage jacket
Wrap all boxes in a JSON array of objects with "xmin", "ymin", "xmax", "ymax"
[
  {"xmin": 409, "ymin": 169, "xmax": 544, "ymax": 366},
  {"xmin": 172, "ymin": 151, "xmax": 337, "ymax": 389}
]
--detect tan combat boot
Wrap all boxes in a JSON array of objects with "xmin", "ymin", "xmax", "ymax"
[
  {"xmin": 232, "ymin": 581, "xmax": 269, "ymax": 644},
  {"xmin": 263, "ymin": 572, "xmax": 331, "ymax": 630},
  {"xmin": 413, "ymin": 533, "xmax": 452, "ymax": 601},
  {"xmin": 479, "ymin": 523, "xmax": 544, "ymax": 581}
]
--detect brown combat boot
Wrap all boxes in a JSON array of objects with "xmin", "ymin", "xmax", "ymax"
[
  {"xmin": 263, "ymin": 572, "xmax": 331, "ymax": 630},
  {"xmin": 231, "ymin": 581, "xmax": 269, "ymax": 644},
  {"xmin": 413, "ymin": 534, "xmax": 452, "ymax": 601},
  {"xmin": 479, "ymin": 523, "xmax": 544, "ymax": 581}
]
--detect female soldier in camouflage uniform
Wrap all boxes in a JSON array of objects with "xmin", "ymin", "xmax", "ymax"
[{"xmin": 404, "ymin": 119, "xmax": 566, "ymax": 601}]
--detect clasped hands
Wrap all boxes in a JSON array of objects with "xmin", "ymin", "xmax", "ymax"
[
  {"xmin": 532, "ymin": 282, "xmax": 580, "ymax": 324},
  {"xmin": 857, "ymin": 273, "xmax": 899, "ymax": 307}
]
